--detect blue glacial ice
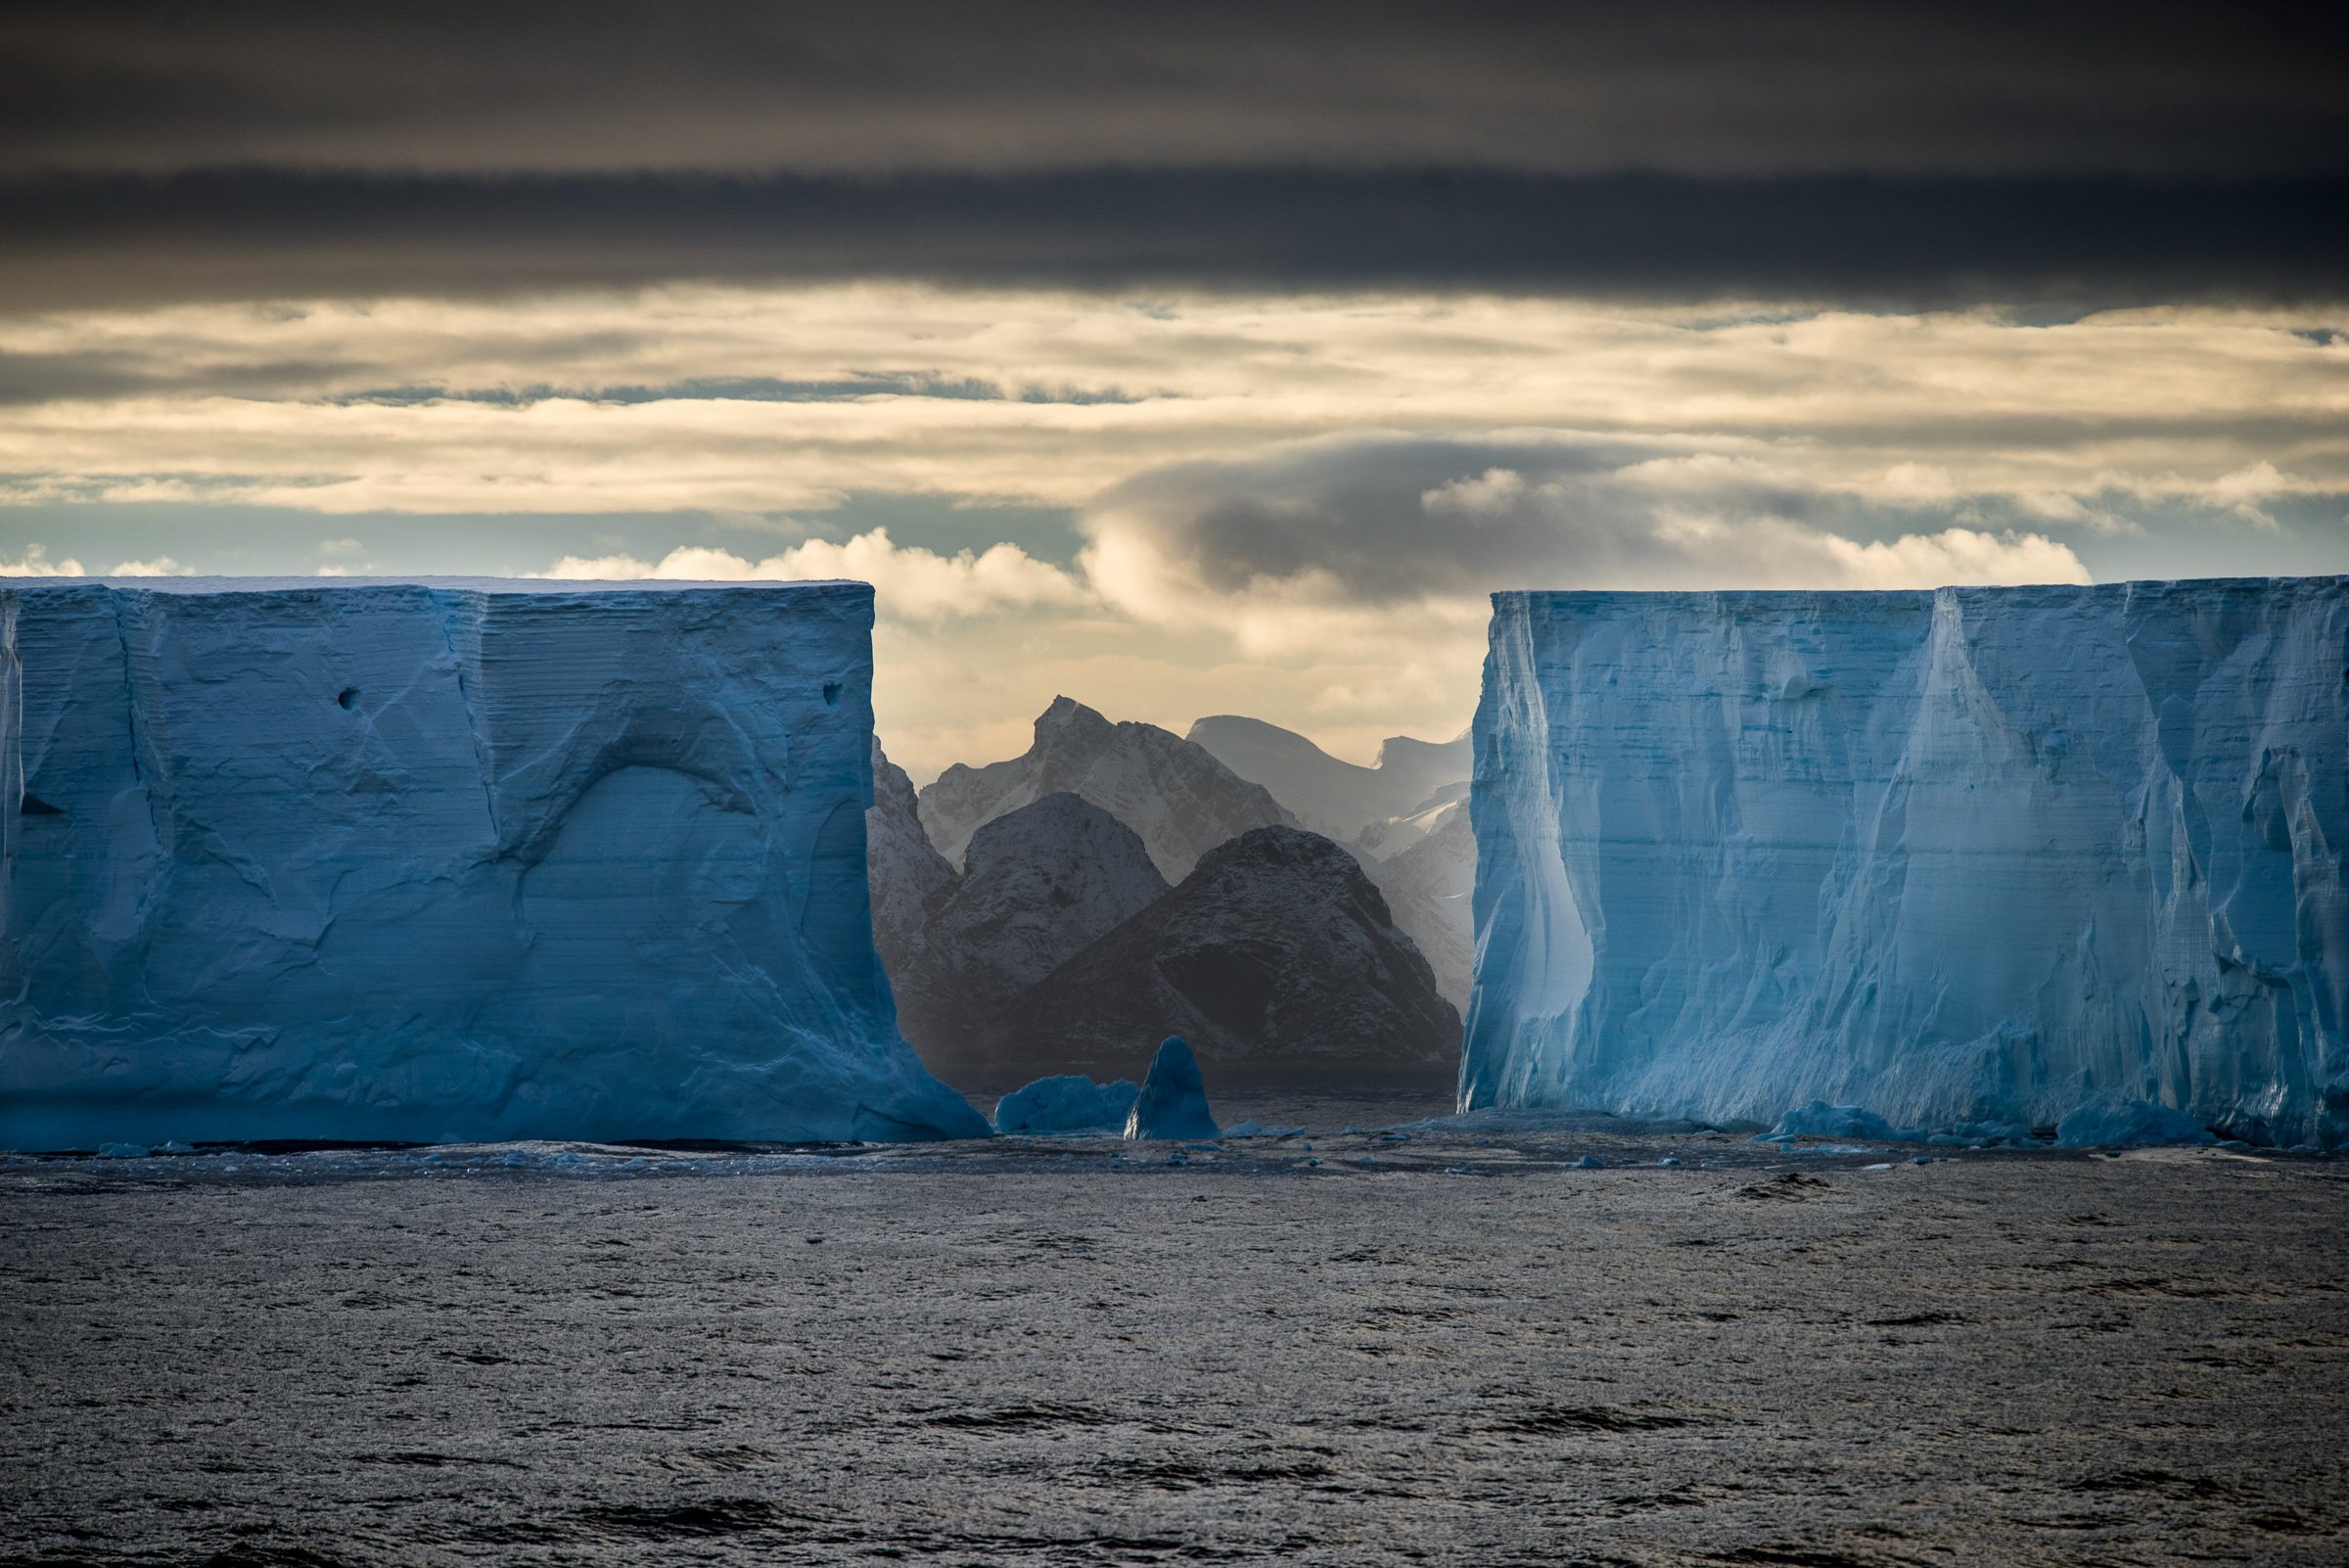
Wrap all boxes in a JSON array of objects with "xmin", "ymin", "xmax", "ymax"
[
  {"xmin": 1464, "ymin": 579, "xmax": 2349, "ymax": 1148},
  {"xmin": 992, "ymin": 1074, "xmax": 1140, "ymax": 1134},
  {"xmin": 0, "ymin": 577, "xmax": 990, "ymax": 1149},
  {"xmin": 1124, "ymin": 1037, "xmax": 1221, "ymax": 1140}
]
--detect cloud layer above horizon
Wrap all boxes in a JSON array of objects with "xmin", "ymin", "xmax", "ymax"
[
  {"xmin": 4, "ymin": 285, "xmax": 2341, "ymax": 777},
  {"xmin": 6, "ymin": 5, "xmax": 2342, "ymax": 777}
]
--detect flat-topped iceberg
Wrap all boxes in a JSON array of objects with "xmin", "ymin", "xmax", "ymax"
[
  {"xmin": 0, "ymin": 576, "xmax": 988, "ymax": 1148},
  {"xmin": 1464, "ymin": 579, "xmax": 2348, "ymax": 1148}
]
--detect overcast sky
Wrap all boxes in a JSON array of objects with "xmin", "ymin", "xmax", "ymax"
[{"xmin": 4, "ymin": 2, "xmax": 2343, "ymax": 776}]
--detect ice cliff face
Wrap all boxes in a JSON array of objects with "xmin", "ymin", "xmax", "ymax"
[
  {"xmin": 1465, "ymin": 579, "xmax": 2349, "ymax": 1148},
  {"xmin": 867, "ymin": 739, "xmax": 955, "ymax": 976},
  {"xmin": 0, "ymin": 578, "xmax": 989, "ymax": 1149},
  {"xmin": 920, "ymin": 697, "xmax": 1295, "ymax": 883}
]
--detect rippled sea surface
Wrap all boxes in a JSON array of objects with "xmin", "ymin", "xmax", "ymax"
[{"xmin": 4, "ymin": 1109, "xmax": 2344, "ymax": 1567}]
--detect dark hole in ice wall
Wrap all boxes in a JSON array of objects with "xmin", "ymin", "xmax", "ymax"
[
  {"xmin": 338, "ymin": 687, "xmax": 360, "ymax": 710},
  {"xmin": 823, "ymin": 681, "xmax": 843, "ymax": 707},
  {"xmin": 19, "ymin": 793, "xmax": 63, "ymax": 815}
]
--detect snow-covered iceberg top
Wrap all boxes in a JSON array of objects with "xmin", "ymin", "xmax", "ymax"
[
  {"xmin": 1463, "ymin": 578, "xmax": 2349, "ymax": 1149},
  {"xmin": 0, "ymin": 577, "xmax": 986, "ymax": 1148}
]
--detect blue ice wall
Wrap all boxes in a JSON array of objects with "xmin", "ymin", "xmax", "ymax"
[
  {"xmin": 0, "ymin": 578, "xmax": 987, "ymax": 1148},
  {"xmin": 1463, "ymin": 579, "xmax": 2349, "ymax": 1147}
]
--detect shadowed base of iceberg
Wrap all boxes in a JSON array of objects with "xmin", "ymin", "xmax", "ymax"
[
  {"xmin": 0, "ymin": 1030, "xmax": 993, "ymax": 1151},
  {"xmin": 1754, "ymin": 1095, "xmax": 2241, "ymax": 1150}
]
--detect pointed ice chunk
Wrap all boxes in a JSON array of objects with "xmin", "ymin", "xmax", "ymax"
[{"xmin": 1124, "ymin": 1037, "xmax": 1221, "ymax": 1140}]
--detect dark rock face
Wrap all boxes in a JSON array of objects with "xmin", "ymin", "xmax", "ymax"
[
  {"xmin": 1359, "ymin": 800, "xmax": 1474, "ymax": 1010},
  {"xmin": 977, "ymin": 825, "xmax": 1462, "ymax": 1090},
  {"xmin": 866, "ymin": 739, "xmax": 956, "ymax": 985},
  {"xmin": 1124, "ymin": 1038, "xmax": 1220, "ymax": 1139},
  {"xmin": 890, "ymin": 792, "xmax": 1171, "ymax": 1058},
  {"xmin": 919, "ymin": 696, "xmax": 1296, "ymax": 883}
]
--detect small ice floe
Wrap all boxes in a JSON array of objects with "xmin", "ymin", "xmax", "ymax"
[
  {"xmin": 1910, "ymin": 1155, "xmax": 1933, "ymax": 1165},
  {"xmin": 1221, "ymin": 1120, "xmax": 1267, "ymax": 1137},
  {"xmin": 1359, "ymin": 1154, "xmax": 1377, "ymax": 1165},
  {"xmin": 97, "ymin": 1142, "xmax": 149, "ymax": 1159},
  {"xmin": 1382, "ymin": 1131, "xmax": 1411, "ymax": 1141},
  {"xmin": 1573, "ymin": 1155, "xmax": 1604, "ymax": 1169},
  {"xmin": 1793, "ymin": 1143, "xmax": 1878, "ymax": 1156},
  {"xmin": 1445, "ymin": 1165, "xmax": 1470, "ymax": 1175},
  {"xmin": 1862, "ymin": 1163, "xmax": 1895, "ymax": 1171},
  {"xmin": 1657, "ymin": 1157, "xmax": 1681, "ymax": 1167},
  {"xmin": 157, "ymin": 1141, "xmax": 197, "ymax": 1155},
  {"xmin": 994, "ymin": 1074, "xmax": 1140, "ymax": 1135}
]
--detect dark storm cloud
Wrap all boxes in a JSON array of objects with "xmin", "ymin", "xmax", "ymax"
[
  {"xmin": 8, "ymin": 2, "xmax": 2345, "ymax": 179},
  {"xmin": 4, "ymin": 2, "xmax": 2343, "ymax": 307},
  {"xmin": 3, "ymin": 168, "xmax": 2341, "ymax": 311}
]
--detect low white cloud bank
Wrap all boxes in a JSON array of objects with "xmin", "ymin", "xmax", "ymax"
[
  {"xmin": 1081, "ymin": 433, "xmax": 2088, "ymax": 657},
  {"xmin": 537, "ymin": 527, "xmax": 1090, "ymax": 623}
]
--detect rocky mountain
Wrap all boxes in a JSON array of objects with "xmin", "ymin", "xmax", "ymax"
[
  {"xmin": 1187, "ymin": 714, "xmax": 1469, "ymax": 842},
  {"xmin": 920, "ymin": 696, "xmax": 1296, "ymax": 883},
  {"xmin": 1355, "ymin": 781, "xmax": 1470, "ymax": 859},
  {"xmin": 866, "ymin": 738, "xmax": 956, "ymax": 978},
  {"xmin": 974, "ymin": 825, "xmax": 1461, "ymax": 1090},
  {"xmin": 1363, "ymin": 801, "xmax": 1474, "ymax": 1010},
  {"xmin": 890, "ymin": 792, "xmax": 1171, "ymax": 1057}
]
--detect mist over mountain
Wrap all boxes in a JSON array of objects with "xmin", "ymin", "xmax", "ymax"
[{"xmin": 1187, "ymin": 715, "xmax": 1468, "ymax": 842}]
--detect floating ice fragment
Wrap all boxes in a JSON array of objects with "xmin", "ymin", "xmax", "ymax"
[
  {"xmin": 97, "ymin": 1142, "xmax": 148, "ymax": 1158},
  {"xmin": 1658, "ymin": 1157, "xmax": 1681, "ymax": 1167},
  {"xmin": 157, "ymin": 1141, "xmax": 196, "ymax": 1155},
  {"xmin": 1123, "ymin": 1038, "xmax": 1221, "ymax": 1140},
  {"xmin": 995, "ymin": 1075, "xmax": 1140, "ymax": 1134},
  {"xmin": 1221, "ymin": 1120, "xmax": 1266, "ymax": 1137},
  {"xmin": 1573, "ymin": 1155, "xmax": 1603, "ymax": 1169},
  {"xmin": 1910, "ymin": 1156, "xmax": 1932, "ymax": 1165}
]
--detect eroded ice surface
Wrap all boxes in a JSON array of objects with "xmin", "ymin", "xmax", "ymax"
[
  {"xmin": 1465, "ymin": 580, "xmax": 2349, "ymax": 1148},
  {"xmin": 0, "ymin": 577, "xmax": 988, "ymax": 1148}
]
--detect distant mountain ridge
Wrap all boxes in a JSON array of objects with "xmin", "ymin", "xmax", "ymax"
[
  {"xmin": 872, "ymin": 702, "xmax": 1473, "ymax": 1088},
  {"xmin": 888, "ymin": 793, "xmax": 1171, "ymax": 1061},
  {"xmin": 1186, "ymin": 714, "xmax": 1469, "ymax": 842},
  {"xmin": 975, "ymin": 825, "xmax": 1460, "ymax": 1090},
  {"xmin": 920, "ymin": 696, "xmax": 1296, "ymax": 883}
]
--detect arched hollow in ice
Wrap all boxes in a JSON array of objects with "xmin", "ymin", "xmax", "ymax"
[{"xmin": 0, "ymin": 577, "xmax": 988, "ymax": 1149}]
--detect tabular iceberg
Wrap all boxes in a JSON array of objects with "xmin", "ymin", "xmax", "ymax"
[
  {"xmin": 0, "ymin": 577, "xmax": 989, "ymax": 1149},
  {"xmin": 1464, "ymin": 579, "xmax": 2349, "ymax": 1148}
]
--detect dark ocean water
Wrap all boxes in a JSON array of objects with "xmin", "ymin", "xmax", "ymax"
[{"xmin": 3, "ymin": 1119, "xmax": 2343, "ymax": 1566}]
